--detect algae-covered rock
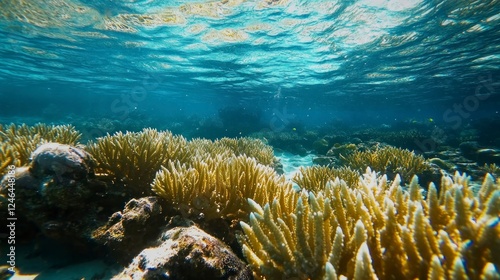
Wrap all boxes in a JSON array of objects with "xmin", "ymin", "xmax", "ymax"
[
  {"xmin": 312, "ymin": 138, "xmax": 329, "ymax": 154},
  {"xmin": 114, "ymin": 225, "xmax": 251, "ymax": 280},
  {"xmin": 92, "ymin": 196, "xmax": 164, "ymax": 262}
]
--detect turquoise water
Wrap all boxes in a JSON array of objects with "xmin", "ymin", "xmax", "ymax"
[
  {"xmin": 1, "ymin": 1, "xmax": 500, "ymax": 279},
  {"xmin": 0, "ymin": 0, "xmax": 499, "ymax": 130}
]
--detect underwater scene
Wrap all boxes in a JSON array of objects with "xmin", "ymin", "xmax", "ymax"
[{"xmin": 1, "ymin": 0, "xmax": 500, "ymax": 279}]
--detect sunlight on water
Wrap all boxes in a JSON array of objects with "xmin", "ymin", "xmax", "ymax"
[{"xmin": 0, "ymin": 0, "xmax": 498, "ymax": 97}]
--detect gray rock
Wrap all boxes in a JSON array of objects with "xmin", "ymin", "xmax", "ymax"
[
  {"xmin": 114, "ymin": 226, "xmax": 252, "ymax": 280},
  {"xmin": 30, "ymin": 142, "xmax": 95, "ymax": 183}
]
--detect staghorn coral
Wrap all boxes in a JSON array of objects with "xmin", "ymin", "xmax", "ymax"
[
  {"xmin": 188, "ymin": 137, "xmax": 275, "ymax": 166},
  {"xmin": 86, "ymin": 128, "xmax": 190, "ymax": 191},
  {"xmin": 151, "ymin": 155, "xmax": 296, "ymax": 222},
  {"xmin": 340, "ymin": 146, "xmax": 429, "ymax": 183},
  {"xmin": 0, "ymin": 123, "xmax": 81, "ymax": 145},
  {"xmin": 0, "ymin": 123, "xmax": 81, "ymax": 175},
  {"xmin": 481, "ymin": 163, "xmax": 500, "ymax": 178},
  {"xmin": 0, "ymin": 142, "xmax": 16, "ymax": 173},
  {"xmin": 292, "ymin": 165, "xmax": 360, "ymax": 192},
  {"xmin": 239, "ymin": 169, "xmax": 500, "ymax": 280}
]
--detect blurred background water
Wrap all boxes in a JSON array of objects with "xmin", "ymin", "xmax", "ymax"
[{"xmin": 0, "ymin": 0, "xmax": 499, "ymax": 139}]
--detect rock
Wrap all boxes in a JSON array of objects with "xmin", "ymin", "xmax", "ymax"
[
  {"xmin": 312, "ymin": 138, "xmax": 329, "ymax": 155},
  {"xmin": 114, "ymin": 226, "xmax": 252, "ymax": 280},
  {"xmin": 92, "ymin": 197, "xmax": 164, "ymax": 263},
  {"xmin": 312, "ymin": 156, "xmax": 333, "ymax": 166},
  {"xmin": 428, "ymin": 158, "xmax": 454, "ymax": 171},
  {"xmin": 0, "ymin": 145, "xmax": 107, "ymax": 244},
  {"xmin": 326, "ymin": 143, "xmax": 357, "ymax": 158},
  {"xmin": 476, "ymin": 148, "xmax": 500, "ymax": 165},
  {"xmin": 272, "ymin": 159, "xmax": 284, "ymax": 175},
  {"xmin": 0, "ymin": 166, "xmax": 44, "ymax": 221},
  {"xmin": 0, "ymin": 166, "xmax": 38, "ymax": 192},
  {"xmin": 30, "ymin": 142, "xmax": 95, "ymax": 183},
  {"xmin": 459, "ymin": 141, "xmax": 479, "ymax": 158}
]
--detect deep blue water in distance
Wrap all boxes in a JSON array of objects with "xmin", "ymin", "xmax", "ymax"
[{"xmin": 0, "ymin": 0, "xmax": 499, "ymax": 135}]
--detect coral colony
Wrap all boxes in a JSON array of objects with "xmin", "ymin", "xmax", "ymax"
[{"xmin": 0, "ymin": 123, "xmax": 499, "ymax": 279}]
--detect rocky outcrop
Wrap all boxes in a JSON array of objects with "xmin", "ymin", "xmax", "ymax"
[
  {"xmin": 0, "ymin": 143, "xmax": 104, "ymax": 242},
  {"xmin": 92, "ymin": 196, "xmax": 164, "ymax": 262},
  {"xmin": 114, "ymin": 225, "xmax": 252, "ymax": 280}
]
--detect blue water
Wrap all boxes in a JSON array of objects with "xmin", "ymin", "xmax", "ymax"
[
  {"xmin": 0, "ymin": 1, "xmax": 500, "ymax": 278},
  {"xmin": 0, "ymin": 0, "xmax": 499, "ymax": 134}
]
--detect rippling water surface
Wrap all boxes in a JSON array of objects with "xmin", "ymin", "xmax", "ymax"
[{"xmin": 0, "ymin": 0, "xmax": 499, "ymax": 119}]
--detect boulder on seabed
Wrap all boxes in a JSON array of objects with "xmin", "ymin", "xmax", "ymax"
[
  {"xmin": 92, "ymin": 196, "xmax": 164, "ymax": 263},
  {"xmin": 114, "ymin": 225, "xmax": 252, "ymax": 280},
  {"xmin": 30, "ymin": 142, "xmax": 95, "ymax": 183}
]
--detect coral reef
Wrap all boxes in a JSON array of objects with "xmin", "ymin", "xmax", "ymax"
[
  {"xmin": 188, "ymin": 137, "xmax": 275, "ymax": 166},
  {"xmin": 251, "ymin": 130, "xmax": 310, "ymax": 156},
  {"xmin": 151, "ymin": 155, "xmax": 295, "ymax": 222},
  {"xmin": 339, "ymin": 146, "xmax": 429, "ymax": 183},
  {"xmin": 293, "ymin": 165, "xmax": 360, "ymax": 192},
  {"xmin": 0, "ymin": 123, "xmax": 81, "ymax": 175},
  {"xmin": 113, "ymin": 225, "xmax": 252, "ymax": 280},
  {"xmin": 86, "ymin": 128, "xmax": 191, "ymax": 195},
  {"xmin": 239, "ymin": 170, "xmax": 500, "ymax": 279},
  {"xmin": 2, "ymin": 122, "xmax": 498, "ymax": 279},
  {"xmin": 326, "ymin": 143, "xmax": 358, "ymax": 158},
  {"xmin": 482, "ymin": 163, "xmax": 500, "ymax": 178},
  {"xmin": 0, "ymin": 124, "xmax": 81, "ymax": 147}
]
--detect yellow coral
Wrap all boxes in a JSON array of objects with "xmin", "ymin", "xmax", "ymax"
[
  {"xmin": 239, "ymin": 169, "xmax": 500, "ymax": 279},
  {"xmin": 340, "ymin": 146, "xmax": 428, "ymax": 182},
  {"xmin": 86, "ymin": 128, "xmax": 190, "ymax": 190},
  {"xmin": 187, "ymin": 137, "xmax": 275, "ymax": 166},
  {"xmin": 293, "ymin": 165, "xmax": 360, "ymax": 192},
  {"xmin": 151, "ymin": 155, "xmax": 295, "ymax": 221},
  {"xmin": 0, "ymin": 123, "xmax": 81, "ymax": 175}
]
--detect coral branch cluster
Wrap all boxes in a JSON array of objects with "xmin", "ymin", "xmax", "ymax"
[
  {"xmin": 86, "ymin": 128, "xmax": 190, "ymax": 191},
  {"xmin": 339, "ymin": 146, "xmax": 429, "ymax": 182},
  {"xmin": 0, "ymin": 123, "xmax": 81, "ymax": 176},
  {"xmin": 239, "ymin": 169, "xmax": 500, "ymax": 279},
  {"xmin": 152, "ymin": 155, "xmax": 294, "ymax": 221}
]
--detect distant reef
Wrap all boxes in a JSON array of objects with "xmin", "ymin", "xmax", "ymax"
[{"xmin": 0, "ymin": 123, "xmax": 499, "ymax": 279}]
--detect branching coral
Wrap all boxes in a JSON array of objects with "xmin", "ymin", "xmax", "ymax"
[
  {"xmin": 340, "ymin": 146, "xmax": 429, "ymax": 182},
  {"xmin": 481, "ymin": 163, "xmax": 500, "ymax": 178},
  {"xmin": 188, "ymin": 137, "xmax": 275, "ymax": 166},
  {"xmin": 151, "ymin": 155, "xmax": 296, "ymax": 221},
  {"xmin": 0, "ymin": 123, "xmax": 81, "ymax": 145},
  {"xmin": 292, "ymin": 166, "xmax": 360, "ymax": 192},
  {"xmin": 239, "ymin": 169, "xmax": 500, "ymax": 280},
  {"xmin": 0, "ymin": 123, "xmax": 81, "ymax": 175},
  {"xmin": 86, "ymin": 128, "xmax": 190, "ymax": 191},
  {"xmin": 0, "ymin": 143, "xmax": 16, "ymax": 173}
]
